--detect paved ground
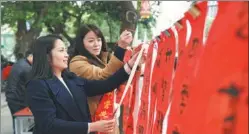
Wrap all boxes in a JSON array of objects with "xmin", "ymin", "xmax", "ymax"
[{"xmin": 1, "ymin": 92, "xmax": 14, "ymax": 134}]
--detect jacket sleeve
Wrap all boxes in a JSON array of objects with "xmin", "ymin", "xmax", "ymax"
[
  {"xmin": 69, "ymin": 46, "xmax": 126, "ymax": 80},
  {"xmin": 20, "ymin": 67, "xmax": 32, "ymax": 106},
  {"xmin": 26, "ymin": 80, "xmax": 89, "ymax": 134},
  {"xmin": 83, "ymin": 67, "xmax": 129, "ymax": 97}
]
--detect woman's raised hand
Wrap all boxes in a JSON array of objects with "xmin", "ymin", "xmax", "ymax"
[{"xmin": 117, "ymin": 30, "xmax": 133, "ymax": 49}]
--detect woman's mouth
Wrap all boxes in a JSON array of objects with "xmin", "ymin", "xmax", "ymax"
[{"xmin": 93, "ymin": 48, "xmax": 100, "ymax": 51}]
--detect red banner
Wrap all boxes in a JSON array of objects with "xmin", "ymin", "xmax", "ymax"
[
  {"xmin": 125, "ymin": 71, "xmax": 141, "ymax": 134},
  {"xmin": 95, "ymin": 91, "xmax": 115, "ymax": 134},
  {"xmin": 147, "ymin": 35, "xmax": 165, "ymax": 134},
  {"xmin": 136, "ymin": 41, "xmax": 155, "ymax": 134},
  {"xmin": 151, "ymin": 28, "xmax": 176, "ymax": 134},
  {"xmin": 175, "ymin": 17, "xmax": 188, "ymax": 70},
  {"xmin": 96, "ymin": 2, "xmax": 248, "ymax": 134},
  {"xmin": 124, "ymin": 45, "xmax": 143, "ymax": 134},
  {"xmin": 184, "ymin": 2, "xmax": 248, "ymax": 134},
  {"xmin": 116, "ymin": 45, "xmax": 143, "ymax": 134},
  {"xmin": 167, "ymin": 2, "xmax": 208, "ymax": 134}
]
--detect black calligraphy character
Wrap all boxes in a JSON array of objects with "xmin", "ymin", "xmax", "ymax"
[
  {"xmin": 152, "ymin": 82, "xmax": 157, "ymax": 94},
  {"xmin": 172, "ymin": 126, "xmax": 181, "ymax": 134},
  {"xmin": 180, "ymin": 84, "xmax": 188, "ymax": 114},
  {"xmin": 172, "ymin": 130, "xmax": 180, "ymax": 134},
  {"xmin": 192, "ymin": 38, "xmax": 199, "ymax": 48},
  {"xmin": 141, "ymin": 101, "xmax": 147, "ymax": 120},
  {"xmin": 235, "ymin": 3, "xmax": 248, "ymax": 40},
  {"xmin": 162, "ymin": 79, "xmax": 167, "ymax": 89},
  {"xmin": 188, "ymin": 38, "xmax": 199, "ymax": 58},
  {"xmin": 236, "ymin": 23, "xmax": 248, "ymax": 40},
  {"xmin": 161, "ymin": 80, "xmax": 167, "ymax": 101},
  {"xmin": 138, "ymin": 125, "xmax": 144, "ymax": 134},
  {"xmin": 127, "ymin": 124, "xmax": 133, "ymax": 130},
  {"xmin": 156, "ymin": 49, "xmax": 164, "ymax": 67},
  {"xmin": 218, "ymin": 84, "xmax": 240, "ymax": 134},
  {"xmin": 157, "ymin": 111, "xmax": 164, "ymax": 133},
  {"xmin": 166, "ymin": 48, "xmax": 173, "ymax": 62},
  {"xmin": 156, "ymin": 59, "xmax": 161, "ymax": 68},
  {"xmin": 218, "ymin": 84, "xmax": 240, "ymax": 98},
  {"xmin": 181, "ymin": 84, "xmax": 189, "ymax": 98}
]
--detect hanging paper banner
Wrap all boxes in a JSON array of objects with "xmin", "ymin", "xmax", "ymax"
[
  {"xmin": 167, "ymin": 2, "xmax": 208, "ymax": 134},
  {"xmin": 174, "ymin": 18, "xmax": 188, "ymax": 70},
  {"xmin": 120, "ymin": 45, "xmax": 143, "ymax": 133},
  {"xmin": 184, "ymin": 2, "xmax": 248, "ymax": 134},
  {"xmin": 147, "ymin": 34, "xmax": 166, "ymax": 134},
  {"xmin": 125, "ymin": 71, "xmax": 141, "ymax": 134},
  {"xmin": 136, "ymin": 41, "xmax": 156, "ymax": 134},
  {"xmin": 152, "ymin": 28, "xmax": 176, "ymax": 134}
]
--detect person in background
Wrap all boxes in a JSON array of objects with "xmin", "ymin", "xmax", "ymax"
[
  {"xmin": 26, "ymin": 34, "xmax": 139, "ymax": 134},
  {"xmin": 69, "ymin": 24, "xmax": 132, "ymax": 119},
  {"xmin": 5, "ymin": 49, "xmax": 33, "ymax": 115},
  {"xmin": 5, "ymin": 49, "xmax": 33, "ymax": 134}
]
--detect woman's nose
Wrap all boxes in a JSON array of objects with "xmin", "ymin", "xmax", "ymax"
[
  {"xmin": 94, "ymin": 40, "xmax": 100, "ymax": 46},
  {"xmin": 65, "ymin": 52, "xmax": 69, "ymax": 58}
]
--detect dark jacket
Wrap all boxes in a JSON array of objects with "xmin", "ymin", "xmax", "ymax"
[
  {"xmin": 5, "ymin": 58, "xmax": 32, "ymax": 107},
  {"xmin": 26, "ymin": 67, "xmax": 129, "ymax": 134}
]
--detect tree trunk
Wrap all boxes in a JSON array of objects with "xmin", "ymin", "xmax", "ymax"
[
  {"xmin": 119, "ymin": 1, "xmax": 138, "ymax": 35},
  {"xmin": 14, "ymin": 19, "xmax": 27, "ymax": 59},
  {"xmin": 15, "ymin": 19, "xmax": 42, "ymax": 60},
  {"xmin": 106, "ymin": 17, "xmax": 113, "ymax": 42},
  {"xmin": 14, "ymin": 3, "xmax": 49, "ymax": 60},
  {"xmin": 15, "ymin": 28, "xmax": 42, "ymax": 60}
]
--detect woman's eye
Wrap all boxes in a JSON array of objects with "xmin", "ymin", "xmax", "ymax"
[
  {"xmin": 88, "ymin": 40, "xmax": 94, "ymax": 43},
  {"xmin": 59, "ymin": 49, "xmax": 67, "ymax": 52}
]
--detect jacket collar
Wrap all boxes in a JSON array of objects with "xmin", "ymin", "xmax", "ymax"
[{"xmin": 44, "ymin": 76, "xmax": 87, "ymax": 121}]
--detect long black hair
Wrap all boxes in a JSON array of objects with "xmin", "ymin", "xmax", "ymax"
[
  {"xmin": 30, "ymin": 34, "xmax": 73, "ymax": 80},
  {"xmin": 71, "ymin": 24, "xmax": 108, "ymax": 67}
]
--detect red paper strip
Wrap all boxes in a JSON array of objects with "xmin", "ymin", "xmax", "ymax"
[{"xmin": 167, "ymin": 2, "xmax": 208, "ymax": 134}]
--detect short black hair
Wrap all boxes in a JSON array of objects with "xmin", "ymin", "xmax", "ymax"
[
  {"xmin": 16, "ymin": 53, "xmax": 24, "ymax": 60},
  {"xmin": 25, "ymin": 49, "xmax": 33, "ymax": 57}
]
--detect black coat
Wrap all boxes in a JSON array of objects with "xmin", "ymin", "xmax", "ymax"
[
  {"xmin": 5, "ymin": 58, "xmax": 32, "ymax": 107},
  {"xmin": 27, "ymin": 67, "xmax": 129, "ymax": 134}
]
